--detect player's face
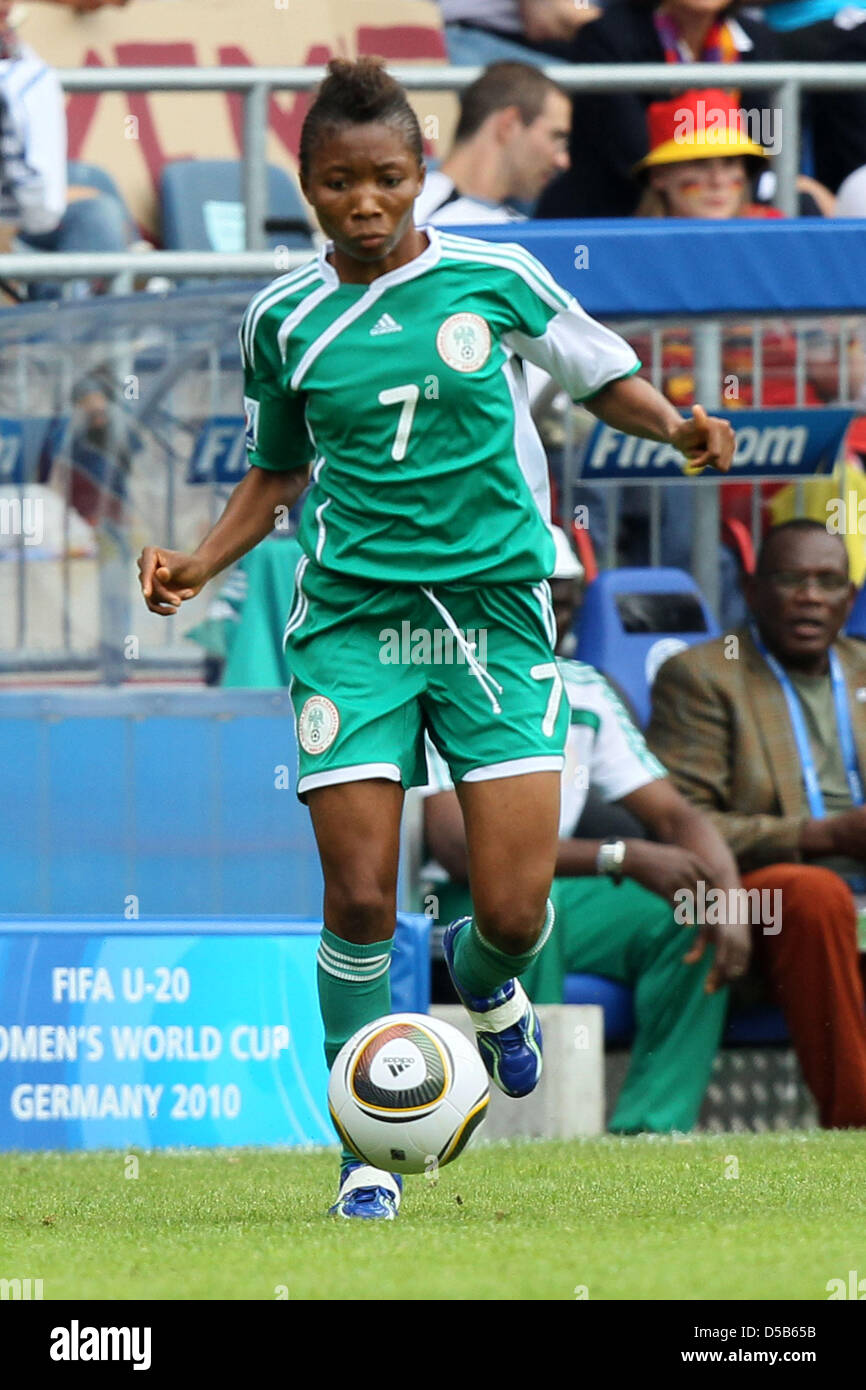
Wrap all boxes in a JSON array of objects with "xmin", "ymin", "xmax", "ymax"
[
  {"xmin": 650, "ymin": 157, "xmax": 747, "ymax": 219},
  {"xmin": 745, "ymin": 530, "xmax": 854, "ymax": 671},
  {"xmin": 505, "ymin": 91, "xmax": 571, "ymax": 204},
  {"xmin": 303, "ymin": 122, "xmax": 426, "ymax": 273}
]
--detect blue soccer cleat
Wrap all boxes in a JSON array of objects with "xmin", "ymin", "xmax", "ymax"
[
  {"xmin": 442, "ymin": 916, "xmax": 543, "ymax": 1098},
  {"xmin": 328, "ymin": 1161, "xmax": 402, "ymax": 1220}
]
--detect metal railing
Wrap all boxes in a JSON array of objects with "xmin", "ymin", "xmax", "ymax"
[
  {"xmin": 0, "ymin": 65, "xmax": 863, "ymax": 673},
  {"xmin": 559, "ymin": 312, "xmax": 866, "ymax": 620},
  {"xmin": 45, "ymin": 60, "xmax": 866, "ymax": 250},
  {"xmin": 0, "ymin": 249, "xmax": 313, "ymax": 294}
]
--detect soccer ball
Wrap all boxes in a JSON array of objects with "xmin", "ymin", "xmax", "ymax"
[{"xmin": 328, "ymin": 1013, "xmax": 489, "ymax": 1175}]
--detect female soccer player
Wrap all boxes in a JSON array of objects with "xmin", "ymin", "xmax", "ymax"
[{"xmin": 138, "ymin": 58, "xmax": 734, "ymax": 1220}]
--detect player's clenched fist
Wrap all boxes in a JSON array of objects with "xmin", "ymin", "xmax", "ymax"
[
  {"xmin": 138, "ymin": 547, "xmax": 208, "ymax": 616},
  {"xmin": 672, "ymin": 404, "xmax": 735, "ymax": 475}
]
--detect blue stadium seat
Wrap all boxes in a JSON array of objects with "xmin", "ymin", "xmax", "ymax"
[
  {"xmin": 723, "ymin": 1005, "xmax": 789, "ymax": 1045},
  {"xmin": 67, "ymin": 160, "xmax": 137, "ymax": 240},
  {"xmin": 563, "ymin": 974, "xmax": 790, "ymax": 1046},
  {"xmin": 575, "ymin": 567, "xmax": 720, "ymax": 728},
  {"xmin": 160, "ymin": 159, "xmax": 313, "ymax": 252},
  {"xmin": 563, "ymin": 974, "xmax": 634, "ymax": 1043}
]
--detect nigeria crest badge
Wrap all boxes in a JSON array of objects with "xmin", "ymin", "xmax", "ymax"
[
  {"xmin": 436, "ymin": 313, "xmax": 491, "ymax": 373},
  {"xmin": 298, "ymin": 695, "xmax": 340, "ymax": 754}
]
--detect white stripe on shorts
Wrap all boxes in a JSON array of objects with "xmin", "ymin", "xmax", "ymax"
[
  {"xmin": 297, "ymin": 762, "xmax": 402, "ymax": 796},
  {"xmin": 461, "ymin": 755, "xmax": 564, "ymax": 782}
]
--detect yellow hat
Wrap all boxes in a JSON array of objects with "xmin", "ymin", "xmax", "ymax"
[{"xmin": 635, "ymin": 89, "xmax": 767, "ymax": 173}]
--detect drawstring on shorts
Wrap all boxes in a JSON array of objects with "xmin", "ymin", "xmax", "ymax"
[{"xmin": 421, "ymin": 586, "xmax": 503, "ymax": 715}]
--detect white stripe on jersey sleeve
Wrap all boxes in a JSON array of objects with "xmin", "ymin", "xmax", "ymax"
[
  {"xmin": 500, "ymin": 353, "xmax": 552, "ymax": 525},
  {"xmin": 503, "ymin": 302, "xmax": 640, "ymax": 405},
  {"xmin": 437, "ymin": 233, "xmax": 572, "ymax": 314},
  {"xmin": 436, "ymin": 231, "xmax": 572, "ymax": 301}
]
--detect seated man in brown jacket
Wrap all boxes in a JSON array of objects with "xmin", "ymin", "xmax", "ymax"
[{"xmin": 647, "ymin": 518, "xmax": 866, "ymax": 1127}]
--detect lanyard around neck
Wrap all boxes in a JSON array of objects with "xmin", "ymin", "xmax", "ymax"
[{"xmin": 750, "ymin": 624, "xmax": 864, "ymax": 817}]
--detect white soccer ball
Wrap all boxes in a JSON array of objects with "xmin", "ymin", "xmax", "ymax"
[{"xmin": 328, "ymin": 1012, "xmax": 489, "ymax": 1175}]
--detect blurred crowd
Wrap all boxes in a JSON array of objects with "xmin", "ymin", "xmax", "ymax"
[{"xmin": 0, "ymin": 0, "xmax": 864, "ymax": 293}]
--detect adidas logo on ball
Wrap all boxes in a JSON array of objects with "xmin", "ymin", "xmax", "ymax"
[{"xmin": 384, "ymin": 1056, "xmax": 415, "ymax": 1078}]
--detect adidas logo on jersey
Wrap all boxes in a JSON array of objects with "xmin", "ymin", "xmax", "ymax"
[{"xmin": 370, "ymin": 313, "xmax": 403, "ymax": 336}]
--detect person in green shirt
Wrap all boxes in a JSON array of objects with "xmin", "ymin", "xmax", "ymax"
[{"xmin": 138, "ymin": 57, "xmax": 737, "ymax": 1219}]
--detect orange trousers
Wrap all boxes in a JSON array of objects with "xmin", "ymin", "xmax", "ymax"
[{"xmin": 745, "ymin": 864, "xmax": 866, "ymax": 1128}]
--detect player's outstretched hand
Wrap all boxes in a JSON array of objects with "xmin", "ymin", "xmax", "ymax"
[
  {"xmin": 138, "ymin": 547, "xmax": 208, "ymax": 615},
  {"xmin": 671, "ymin": 404, "xmax": 735, "ymax": 476}
]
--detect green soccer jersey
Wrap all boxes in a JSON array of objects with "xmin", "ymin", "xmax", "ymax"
[{"xmin": 240, "ymin": 226, "xmax": 639, "ymax": 586}]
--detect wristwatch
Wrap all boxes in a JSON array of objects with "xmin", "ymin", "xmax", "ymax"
[{"xmin": 596, "ymin": 839, "xmax": 627, "ymax": 886}]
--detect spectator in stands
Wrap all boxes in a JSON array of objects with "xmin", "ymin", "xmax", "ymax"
[
  {"xmin": 757, "ymin": 4, "xmax": 866, "ymax": 194},
  {"xmin": 422, "ymin": 525, "xmax": 750, "ymax": 1134},
  {"xmin": 627, "ymin": 89, "xmax": 852, "ymax": 410},
  {"xmin": 536, "ymin": 0, "xmax": 780, "ymax": 219},
  {"xmin": 63, "ymin": 375, "xmax": 134, "ymax": 527},
  {"xmin": 438, "ymin": 0, "xmax": 601, "ymax": 70},
  {"xmin": 0, "ymin": 2, "xmax": 130, "ymax": 296},
  {"xmin": 612, "ymin": 90, "xmax": 860, "ymax": 625},
  {"xmin": 647, "ymin": 519, "xmax": 866, "ymax": 1127},
  {"xmin": 414, "ymin": 61, "xmax": 571, "ymax": 224},
  {"xmin": 808, "ymin": 13, "xmax": 866, "ymax": 195},
  {"xmin": 632, "ymin": 87, "xmax": 836, "ymax": 218}
]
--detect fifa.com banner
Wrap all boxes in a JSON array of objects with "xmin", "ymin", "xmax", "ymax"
[{"xmin": 581, "ymin": 408, "xmax": 857, "ymax": 481}]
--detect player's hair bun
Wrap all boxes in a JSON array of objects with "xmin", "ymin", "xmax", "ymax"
[
  {"xmin": 300, "ymin": 57, "xmax": 423, "ymax": 180},
  {"xmin": 319, "ymin": 57, "xmax": 403, "ymax": 120}
]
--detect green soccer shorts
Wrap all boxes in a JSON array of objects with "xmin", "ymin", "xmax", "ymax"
[{"xmin": 283, "ymin": 557, "xmax": 569, "ymax": 799}]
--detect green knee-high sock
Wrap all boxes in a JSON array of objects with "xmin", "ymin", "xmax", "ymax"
[
  {"xmin": 317, "ymin": 926, "xmax": 393, "ymax": 1167},
  {"xmin": 452, "ymin": 900, "xmax": 555, "ymax": 1000}
]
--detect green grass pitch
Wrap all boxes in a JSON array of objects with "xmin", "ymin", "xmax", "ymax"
[{"xmin": 3, "ymin": 1133, "xmax": 866, "ymax": 1301}]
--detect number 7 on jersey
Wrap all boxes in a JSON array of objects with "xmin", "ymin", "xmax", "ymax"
[{"xmin": 379, "ymin": 384, "xmax": 420, "ymax": 462}]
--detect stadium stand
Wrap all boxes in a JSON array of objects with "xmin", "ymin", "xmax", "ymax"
[
  {"xmin": 575, "ymin": 568, "xmax": 721, "ymax": 729},
  {"xmin": 160, "ymin": 159, "xmax": 313, "ymax": 253}
]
